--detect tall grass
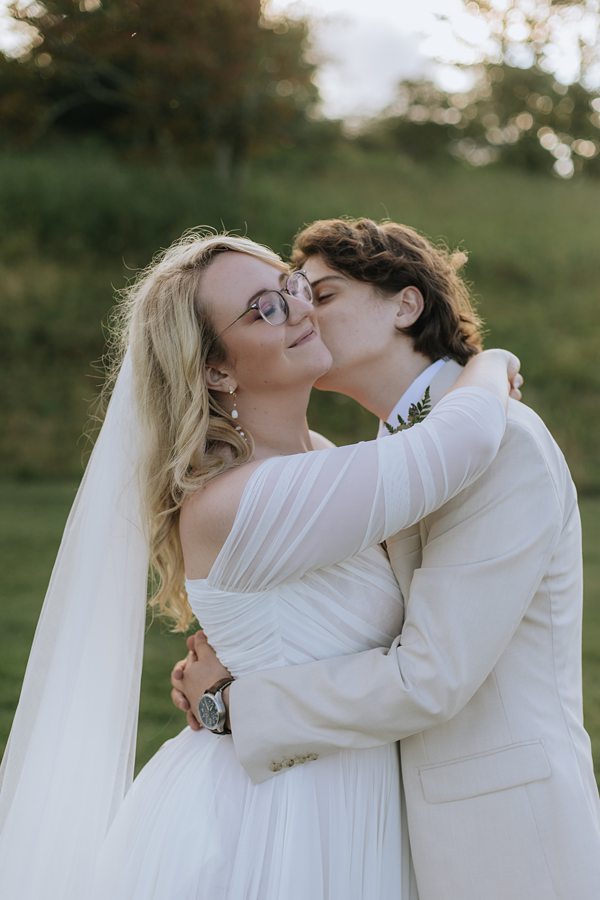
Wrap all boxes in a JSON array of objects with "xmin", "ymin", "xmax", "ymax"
[{"xmin": 1, "ymin": 147, "xmax": 599, "ymax": 487}]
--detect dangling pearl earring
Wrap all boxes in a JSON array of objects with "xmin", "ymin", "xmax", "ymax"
[
  {"xmin": 229, "ymin": 386, "xmax": 239, "ymax": 420},
  {"xmin": 229, "ymin": 387, "xmax": 247, "ymax": 441}
]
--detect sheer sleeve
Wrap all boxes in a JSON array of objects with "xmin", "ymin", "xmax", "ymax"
[{"xmin": 208, "ymin": 387, "xmax": 506, "ymax": 592}]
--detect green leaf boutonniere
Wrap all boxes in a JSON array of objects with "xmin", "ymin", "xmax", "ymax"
[{"xmin": 383, "ymin": 386, "xmax": 432, "ymax": 435}]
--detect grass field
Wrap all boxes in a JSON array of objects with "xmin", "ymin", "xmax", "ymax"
[{"xmin": 0, "ymin": 477, "xmax": 598, "ymax": 781}]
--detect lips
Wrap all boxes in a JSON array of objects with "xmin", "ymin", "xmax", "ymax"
[{"xmin": 289, "ymin": 327, "xmax": 316, "ymax": 348}]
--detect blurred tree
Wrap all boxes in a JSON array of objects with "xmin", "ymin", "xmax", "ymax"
[
  {"xmin": 453, "ymin": 61, "xmax": 600, "ymax": 177},
  {"xmin": 0, "ymin": 0, "xmax": 320, "ymax": 176},
  {"xmin": 362, "ymin": 80, "xmax": 464, "ymax": 163},
  {"xmin": 458, "ymin": 0, "xmax": 600, "ymax": 175},
  {"xmin": 464, "ymin": 0, "xmax": 600, "ymax": 86},
  {"xmin": 369, "ymin": 0, "xmax": 600, "ymax": 177}
]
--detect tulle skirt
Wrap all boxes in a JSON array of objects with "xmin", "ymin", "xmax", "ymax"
[{"xmin": 88, "ymin": 726, "xmax": 404, "ymax": 900}]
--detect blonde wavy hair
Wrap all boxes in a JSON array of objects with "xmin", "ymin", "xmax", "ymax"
[{"xmin": 104, "ymin": 229, "xmax": 288, "ymax": 631}]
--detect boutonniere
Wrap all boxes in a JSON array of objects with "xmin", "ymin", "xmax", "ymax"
[{"xmin": 383, "ymin": 386, "xmax": 432, "ymax": 434}]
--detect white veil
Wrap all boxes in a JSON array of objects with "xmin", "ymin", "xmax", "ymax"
[{"xmin": 0, "ymin": 349, "xmax": 150, "ymax": 899}]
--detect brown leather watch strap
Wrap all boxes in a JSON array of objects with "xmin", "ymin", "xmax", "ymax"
[{"xmin": 206, "ymin": 676, "xmax": 235, "ymax": 696}]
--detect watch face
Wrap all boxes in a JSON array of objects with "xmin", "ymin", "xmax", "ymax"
[{"xmin": 198, "ymin": 695, "xmax": 219, "ymax": 729}]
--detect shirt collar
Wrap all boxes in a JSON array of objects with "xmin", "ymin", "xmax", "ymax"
[{"xmin": 378, "ymin": 358, "xmax": 449, "ymax": 437}]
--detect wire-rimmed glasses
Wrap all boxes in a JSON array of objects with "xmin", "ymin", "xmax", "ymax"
[{"xmin": 216, "ymin": 270, "xmax": 313, "ymax": 339}]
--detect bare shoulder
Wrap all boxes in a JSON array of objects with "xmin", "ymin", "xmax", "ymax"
[
  {"xmin": 309, "ymin": 429, "xmax": 336, "ymax": 450},
  {"xmin": 179, "ymin": 460, "xmax": 265, "ymax": 578}
]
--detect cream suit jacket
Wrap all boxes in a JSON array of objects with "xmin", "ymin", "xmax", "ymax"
[{"xmin": 230, "ymin": 361, "xmax": 600, "ymax": 900}]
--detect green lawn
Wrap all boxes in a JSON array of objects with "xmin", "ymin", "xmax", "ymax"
[{"xmin": 0, "ymin": 477, "xmax": 599, "ymax": 781}]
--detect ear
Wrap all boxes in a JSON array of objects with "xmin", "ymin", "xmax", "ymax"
[
  {"xmin": 205, "ymin": 364, "xmax": 236, "ymax": 396},
  {"xmin": 394, "ymin": 286, "xmax": 424, "ymax": 330}
]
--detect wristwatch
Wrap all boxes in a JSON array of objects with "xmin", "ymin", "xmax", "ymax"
[{"xmin": 197, "ymin": 677, "xmax": 235, "ymax": 734}]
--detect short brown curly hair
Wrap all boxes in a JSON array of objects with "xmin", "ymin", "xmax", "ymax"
[{"xmin": 291, "ymin": 218, "xmax": 484, "ymax": 365}]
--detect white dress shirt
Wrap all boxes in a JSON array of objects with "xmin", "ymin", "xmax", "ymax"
[{"xmin": 378, "ymin": 358, "xmax": 448, "ymax": 437}]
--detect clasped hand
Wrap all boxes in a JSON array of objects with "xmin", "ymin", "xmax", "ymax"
[{"xmin": 170, "ymin": 631, "xmax": 232, "ymax": 731}]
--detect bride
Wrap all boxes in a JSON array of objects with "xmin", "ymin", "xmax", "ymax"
[{"xmin": 0, "ymin": 231, "xmax": 521, "ymax": 899}]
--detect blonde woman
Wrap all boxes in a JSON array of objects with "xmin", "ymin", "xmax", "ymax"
[{"xmin": 0, "ymin": 231, "xmax": 520, "ymax": 899}]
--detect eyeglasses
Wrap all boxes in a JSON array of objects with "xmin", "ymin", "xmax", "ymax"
[{"xmin": 216, "ymin": 270, "xmax": 313, "ymax": 339}]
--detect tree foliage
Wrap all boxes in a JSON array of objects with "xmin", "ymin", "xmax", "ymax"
[
  {"xmin": 369, "ymin": 0, "xmax": 600, "ymax": 177},
  {"xmin": 464, "ymin": 0, "xmax": 600, "ymax": 87},
  {"xmin": 373, "ymin": 64, "xmax": 599, "ymax": 177},
  {"xmin": 0, "ymin": 0, "xmax": 320, "ymax": 172}
]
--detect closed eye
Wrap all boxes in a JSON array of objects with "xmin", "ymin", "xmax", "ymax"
[{"xmin": 314, "ymin": 293, "xmax": 334, "ymax": 305}]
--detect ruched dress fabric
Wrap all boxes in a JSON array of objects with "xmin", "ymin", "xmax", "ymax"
[{"xmin": 88, "ymin": 387, "xmax": 506, "ymax": 900}]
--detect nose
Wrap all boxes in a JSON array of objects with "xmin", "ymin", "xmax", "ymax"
[{"xmin": 284, "ymin": 291, "xmax": 314, "ymax": 324}]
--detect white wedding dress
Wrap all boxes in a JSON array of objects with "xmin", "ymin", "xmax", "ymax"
[{"xmin": 86, "ymin": 387, "xmax": 505, "ymax": 900}]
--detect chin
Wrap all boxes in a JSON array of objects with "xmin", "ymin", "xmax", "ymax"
[
  {"xmin": 313, "ymin": 367, "xmax": 342, "ymax": 393},
  {"xmin": 306, "ymin": 346, "xmax": 333, "ymax": 383}
]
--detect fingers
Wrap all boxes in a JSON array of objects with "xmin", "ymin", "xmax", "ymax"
[
  {"xmin": 171, "ymin": 629, "xmax": 230, "ymax": 729},
  {"xmin": 186, "ymin": 630, "xmax": 205, "ymax": 649},
  {"xmin": 511, "ymin": 373, "xmax": 524, "ymax": 389},
  {"xmin": 187, "ymin": 710, "xmax": 202, "ymax": 731},
  {"xmin": 192, "ymin": 630, "xmax": 208, "ymax": 650},
  {"xmin": 171, "ymin": 633, "xmax": 208, "ymax": 721},
  {"xmin": 186, "ymin": 631, "xmax": 207, "ymax": 659},
  {"xmin": 170, "ymin": 658, "xmax": 187, "ymax": 686},
  {"xmin": 509, "ymin": 372, "xmax": 524, "ymax": 402},
  {"xmin": 505, "ymin": 352, "xmax": 521, "ymax": 382},
  {"xmin": 171, "ymin": 687, "xmax": 190, "ymax": 712}
]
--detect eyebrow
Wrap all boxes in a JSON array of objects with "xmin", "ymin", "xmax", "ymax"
[
  {"xmin": 244, "ymin": 271, "xmax": 287, "ymax": 309},
  {"xmin": 310, "ymin": 275, "xmax": 347, "ymax": 288}
]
